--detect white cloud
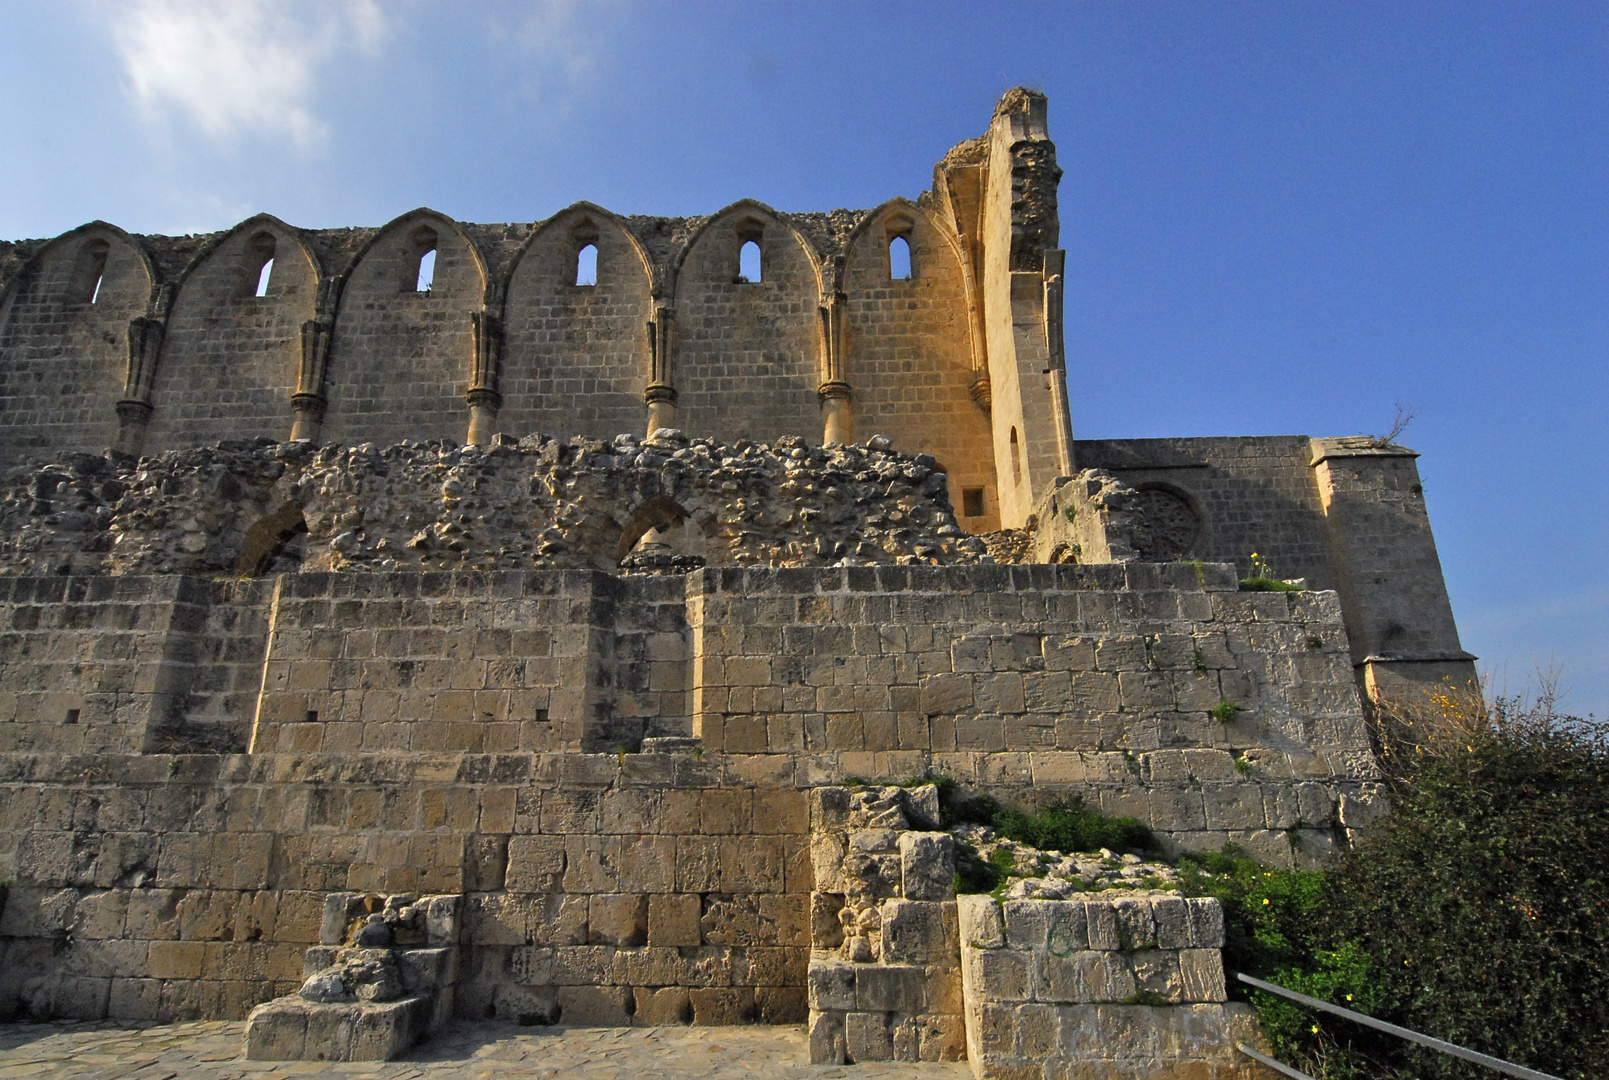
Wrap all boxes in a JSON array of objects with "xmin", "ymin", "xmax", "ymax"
[{"xmin": 103, "ymin": 0, "xmax": 386, "ymax": 146}]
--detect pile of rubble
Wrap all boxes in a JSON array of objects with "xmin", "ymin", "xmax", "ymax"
[
  {"xmin": 0, "ymin": 430, "xmax": 1002, "ymax": 577},
  {"xmin": 951, "ymin": 822, "xmax": 1184, "ymax": 900}
]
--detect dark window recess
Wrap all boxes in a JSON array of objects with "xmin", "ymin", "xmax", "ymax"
[
  {"xmin": 305, "ymin": 710, "xmax": 319, "ymax": 724},
  {"xmin": 64, "ymin": 709, "xmax": 80, "ymax": 724},
  {"xmin": 962, "ymin": 488, "xmax": 986, "ymax": 517},
  {"xmin": 534, "ymin": 708, "xmax": 550, "ymax": 723}
]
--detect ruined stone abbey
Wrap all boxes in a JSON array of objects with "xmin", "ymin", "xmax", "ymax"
[{"xmin": 0, "ymin": 90, "xmax": 1475, "ymax": 1075}]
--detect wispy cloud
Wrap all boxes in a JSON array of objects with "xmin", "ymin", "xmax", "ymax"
[{"xmin": 102, "ymin": 0, "xmax": 386, "ymax": 147}]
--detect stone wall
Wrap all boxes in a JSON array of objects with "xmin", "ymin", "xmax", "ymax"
[
  {"xmin": 957, "ymin": 895, "xmax": 1262, "ymax": 1079},
  {"xmin": 0, "ymin": 562, "xmax": 1382, "ymax": 1027}
]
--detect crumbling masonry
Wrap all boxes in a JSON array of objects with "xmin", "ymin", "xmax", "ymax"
[{"xmin": 0, "ymin": 90, "xmax": 1474, "ymax": 1076}]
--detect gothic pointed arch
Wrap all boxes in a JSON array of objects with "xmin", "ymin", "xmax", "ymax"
[
  {"xmin": 0, "ymin": 221, "xmax": 155, "ymax": 466},
  {"xmin": 671, "ymin": 200, "xmax": 826, "ymax": 443},
  {"xmin": 498, "ymin": 203, "xmax": 656, "ymax": 440},
  {"xmin": 842, "ymin": 198, "xmax": 999, "ymax": 530},
  {"xmin": 322, "ymin": 208, "xmax": 488, "ymax": 446},
  {"xmin": 145, "ymin": 214, "xmax": 322, "ymax": 452}
]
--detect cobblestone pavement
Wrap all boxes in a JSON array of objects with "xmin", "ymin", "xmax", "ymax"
[{"xmin": 0, "ymin": 1020, "xmax": 974, "ymax": 1079}]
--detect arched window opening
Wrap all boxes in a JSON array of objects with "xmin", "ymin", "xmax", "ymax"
[
  {"xmin": 236, "ymin": 502, "xmax": 309, "ymax": 576},
  {"xmin": 76, "ymin": 239, "xmax": 110, "ymax": 305},
  {"xmin": 245, "ymin": 232, "xmax": 277, "ymax": 298},
  {"xmin": 1010, "ymin": 427, "xmax": 1023, "ymax": 485},
  {"xmin": 738, "ymin": 239, "xmax": 762, "ymax": 284},
  {"xmin": 889, "ymin": 235, "xmax": 912, "ymax": 280},
  {"xmin": 576, "ymin": 243, "xmax": 598, "ymax": 287},
  {"xmin": 407, "ymin": 225, "xmax": 439, "ymax": 293},
  {"xmin": 254, "ymin": 258, "xmax": 275, "ymax": 297}
]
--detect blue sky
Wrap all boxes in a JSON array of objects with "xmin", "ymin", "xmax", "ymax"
[{"xmin": 2, "ymin": 1, "xmax": 1605, "ymax": 713}]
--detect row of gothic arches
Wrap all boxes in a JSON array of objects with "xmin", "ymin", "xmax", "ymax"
[{"xmin": 0, "ymin": 198, "xmax": 1000, "ymax": 527}]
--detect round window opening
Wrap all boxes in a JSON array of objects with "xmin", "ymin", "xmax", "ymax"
[{"xmin": 1130, "ymin": 487, "xmax": 1202, "ymax": 561}]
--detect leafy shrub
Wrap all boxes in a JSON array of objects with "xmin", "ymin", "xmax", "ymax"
[
  {"xmin": 1185, "ymin": 688, "xmax": 1609, "ymax": 1080},
  {"xmin": 1210, "ymin": 700, "xmax": 1242, "ymax": 723}
]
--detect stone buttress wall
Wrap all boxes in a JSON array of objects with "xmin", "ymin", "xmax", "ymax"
[
  {"xmin": 144, "ymin": 220, "xmax": 318, "ymax": 453},
  {"xmin": 0, "ymin": 227, "xmax": 152, "ymax": 467},
  {"xmin": 498, "ymin": 208, "xmax": 653, "ymax": 441}
]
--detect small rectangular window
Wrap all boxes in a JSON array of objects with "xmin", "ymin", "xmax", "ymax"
[
  {"xmin": 64, "ymin": 708, "xmax": 80, "ymax": 724},
  {"xmin": 305, "ymin": 709, "xmax": 320, "ymax": 724},
  {"xmin": 534, "ymin": 708, "xmax": 550, "ymax": 723},
  {"xmin": 962, "ymin": 488, "xmax": 985, "ymax": 517}
]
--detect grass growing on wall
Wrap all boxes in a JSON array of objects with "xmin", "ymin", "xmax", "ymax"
[{"xmin": 1185, "ymin": 688, "xmax": 1609, "ymax": 1080}]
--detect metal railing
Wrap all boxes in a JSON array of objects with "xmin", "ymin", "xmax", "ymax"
[{"xmin": 1233, "ymin": 972, "xmax": 1565, "ymax": 1080}]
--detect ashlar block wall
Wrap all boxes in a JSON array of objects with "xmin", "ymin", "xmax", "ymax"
[{"xmin": 0, "ymin": 564, "xmax": 1383, "ymax": 1025}]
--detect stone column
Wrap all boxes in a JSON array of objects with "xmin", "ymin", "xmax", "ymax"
[
  {"xmin": 1042, "ymin": 248, "xmax": 1075, "ymax": 476},
  {"xmin": 818, "ymin": 293, "xmax": 853, "ymax": 444},
  {"xmin": 114, "ymin": 316, "xmax": 164, "ymax": 455},
  {"xmin": 645, "ymin": 304, "xmax": 677, "ymax": 435},
  {"xmin": 465, "ymin": 312, "xmax": 503, "ymax": 446},
  {"xmin": 289, "ymin": 319, "xmax": 332, "ymax": 442}
]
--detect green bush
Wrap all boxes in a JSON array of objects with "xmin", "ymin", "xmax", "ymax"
[
  {"xmin": 1185, "ymin": 692, "xmax": 1609, "ymax": 1080},
  {"xmin": 1317, "ymin": 695, "xmax": 1609, "ymax": 1080}
]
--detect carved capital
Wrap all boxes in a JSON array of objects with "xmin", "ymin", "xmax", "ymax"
[
  {"xmin": 817, "ymin": 380, "xmax": 852, "ymax": 402},
  {"xmin": 466, "ymin": 387, "xmax": 503, "ymax": 411},
  {"xmin": 969, "ymin": 375, "xmax": 992, "ymax": 412},
  {"xmin": 115, "ymin": 399, "xmax": 153, "ymax": 424},
  {"xmin": 290, "ymin": 392, "xmax": 327, "ymax": 421},
  {"xmin": 644, "ymin": 382, "xmax": 678, "ymax": 406}
]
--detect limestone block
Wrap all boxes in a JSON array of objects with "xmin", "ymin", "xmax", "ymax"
[
  {"xmin": 1129, "ymin": 949, "xmax": 1183, "ymax": 1000},
  {"xmin": 634, "ymin": 986, "xmax": 691, "ymax": 1025},
  {"xmin": 587, "ymin": 894, "xmax": 647, "ymax": 946},
  {"xmin": 1106, "ymin": 901, "xmax": 1158, "ymax": 952},
  {"xmin": 1179, "ymin": 948, "xmax": 1227, "ymax": 1003},
  {"xmin": 957, "ymin": 894, "xmax": 1005, "ymax": 950},
  {"xmin": 856, "ymin": 963, "xmax": 928, "ymax": 1013},
  {"xmin": 810, "ymin": 891, "xmax": 845, "ymax": 950},
  {"xmin": 846, "ymin": 1009, "xmax": 893, "ymax": 1062},
  {"xmin": 898, "ymin": 832, "xmax": 954, "ymax": 900},
  {"xmin": 1040, "ymin": 951, "xmax": 1134, "ymax": 1004},
  {"xmin": 966, "ymin": 948, "xmax": 1032, "ymax": 1003},
  {"xmin": 648, "ymin": 893, "xmax": 702, "ymax": 947},
  {"xmin": 809, "ymin": 1009, "xmax": 847, "ymax": 1064},
  {"xmin": 244, "ymin": 999, "xmax": 307, "ymax": 1060},
  {"xmin": 1150, "ymin": 896, "xmax": 1191, "ymax": 949},
  {"xmin": 1085, "ymin": 903, "xmax": 1121, "ymax": 951},
  {"xmin": 807, "ymin": 958, "xmax": 857, "ymax": 1011},
  {"xmin": 1002, "ymin": 899, "xmax": 1052, "ymax": 950},
  {"xmin": 880, "ymin": 900, "xmax": 952, "ymax": 965},
  {"xmin": 901, "ymin": 784, "xmax": 942, "ymax": 829},
  {"xmin": 1184, "ymin": 898, "xmax": 1225, "ymax": 949},
  {"xmin": 690, "ymin": 986, "xmax": 755, "ymax": 1025},
  {"xmin": 612, "ymin": 945, "xmax": 681, "ymax": 986},
  {"xmin": 505, "ymin": 836, "xmax": 565, "ymax": 892},
  {"xmin": 557, "ymin": 984, "xmax": 633, "ymax": 1025}
]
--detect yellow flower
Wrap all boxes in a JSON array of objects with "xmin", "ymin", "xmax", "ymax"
[{"xmin": 1262, "ymin": 898, "xmax": 1271, "ymax": 905}]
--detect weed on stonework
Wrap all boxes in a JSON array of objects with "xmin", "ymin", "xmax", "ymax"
[{"xmin": 1180, "ymin": 685, "xmax": 1609, "ymax": 1080}]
